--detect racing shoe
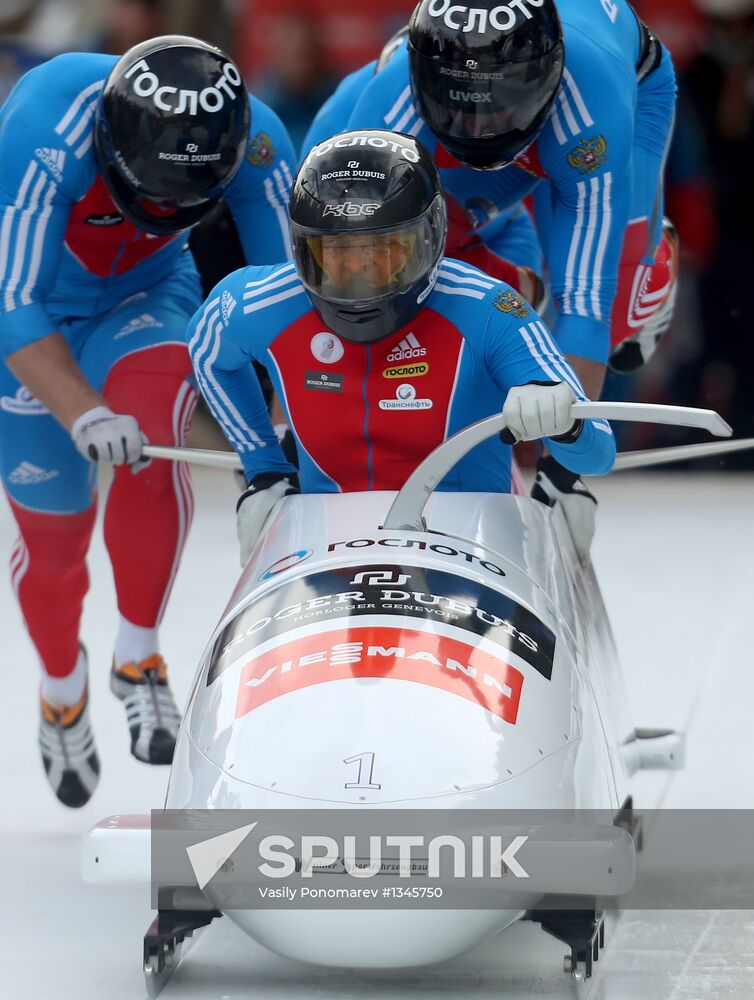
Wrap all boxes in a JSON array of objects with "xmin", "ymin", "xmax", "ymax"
[
  {"xmin": 38, "ymin": 689, "xmax": 100, "ymax": 808},
  {"xmin": 110, "ymin": 654, "xmax": 181, "ymax": 764}
]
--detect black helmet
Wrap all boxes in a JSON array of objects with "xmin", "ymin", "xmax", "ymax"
[
  {"xmin": 289, "ymin": 129, "xmax": 447, "ymax": 344},
  {"xmin": 408, "ymin": 0, "xmax": 564, "ymax": 169},
  {"xmin": 94, "ymin": 35, "xmax": 250, "ymax": 235}
]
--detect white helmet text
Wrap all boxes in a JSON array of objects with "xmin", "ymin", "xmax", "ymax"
[
  {"xmin": 124, "ymin": 58, "xmax": 242, "ymax": 114},
  {"xmin": 427, "ymin": 0, "xmax": 545, "ymax": 33},
  {"xmin": 309, "ymin": 135, "xmax": 420, "ymax": 164}
]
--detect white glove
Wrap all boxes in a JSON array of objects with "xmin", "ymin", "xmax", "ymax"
[
  {"xmin": 532, "ymin": 456, "xmax": 597, "ymax": 565},
  {"xmin": 502, "ymin": 381, "xmax": 578, "ymax": 443},
  {"xmin": 71, "ymin": 405, "xmax": 145, "ymax": 466},
  {"xmin": 236, "ymin": 473, "xmax": 300, "ymax": 566}
]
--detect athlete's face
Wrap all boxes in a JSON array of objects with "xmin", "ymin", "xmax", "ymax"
[
  {"xmin": 139, "ymin": 196, "xmax": 180, "ymax": 219},
  {"xmin": 319, "ymin": 231, "xmax": 415, "ymax": 296},
  {"xmin": 445, "ymin": 107, "xmax": 513, "ymax": 141}
]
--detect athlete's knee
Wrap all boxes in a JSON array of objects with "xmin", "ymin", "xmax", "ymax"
[
  {"xmin": 7, "ymin": 501, "xmax": 95, "ymax": 677},
  {"xmin": 103, "ymin": 345, "xmax": 196, "ymax": 445},
  {"xmin": 110, "ymin": 455, "xmax": 180, "ymax": 498},
  {"xmin": 609, "ymin": 220, "xmax": 680, "ymax": 373},
  {"xmin": 454, "ymin": 245, "xmax": 547, "ymax": 310},
  {"xmin": 8, "ymin": 500, "xmax": 96, "ymax": 582}
]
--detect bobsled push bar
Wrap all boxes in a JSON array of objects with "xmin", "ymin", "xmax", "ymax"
[
  {"xmin": 613, "ymin": 436, "xmax": 754, "ymax": 471},
  {"xmin": 384, "ymin": 402, "xmax": 732, "ymax": 531},
  {"xmin": 140, "ymin": 401, "xmax": 745, "ymax": 491},
  {"xmin": 142, "ymin": 443, "xmax": 243, "ymax": 469}
]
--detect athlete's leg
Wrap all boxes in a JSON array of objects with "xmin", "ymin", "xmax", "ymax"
[
  {"xmin": 0, "ymin": 355, "xmax": 100, "ymax": 806},
  {"xmin": 0, "ymin": 359, "xmax": 97, "ymax": 688},
  {"xmin": 456, "ymin": 206, "xmax": 547, "ymax": 309},
  {"xmin": 102, "ymin": 345, "xmax": 196, "ymax": 633},
  {"xmin": 610, "ymin": 49, "xmax": 679, "ymax": 372},
  {"xmin": 79, "ymin": 275, "xmax": 200, "ymax": 763},
  {"xmin": 80, "ymin": 276, "xmax": 200, "ymax": 639}
]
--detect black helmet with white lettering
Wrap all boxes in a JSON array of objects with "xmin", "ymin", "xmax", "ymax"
[
  {"xmin": 94, "ymin": 35, "xmax": 250, "ymax": 235},
  {"xmin": 289, "ymin": 130, "xmax": 447, "ymax": 344},
  {"xmin": 408, "ymin": 0, "xmax": 564, "ymax": 169}
]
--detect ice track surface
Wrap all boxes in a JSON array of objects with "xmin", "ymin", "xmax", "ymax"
[{"xmin": 2, "ymin": 468, "xmax": 754, "ymax": 999}]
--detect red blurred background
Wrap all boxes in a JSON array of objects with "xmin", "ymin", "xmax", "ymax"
[{"xmin": 237, "ymin": 0, "xmax": 414, "ymax": 80}]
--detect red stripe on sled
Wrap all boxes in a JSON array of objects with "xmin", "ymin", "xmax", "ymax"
[{"xmin": 235, "ymin": 625, "xmax": 523, "ymax": 724}]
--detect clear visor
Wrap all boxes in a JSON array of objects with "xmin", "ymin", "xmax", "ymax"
[
  {"xmin": 413, "ymin": 51, "xmax": 562, "ymax": 145},
  {"xmin": 424, "ymin": 70, "xmax": 546, "ymax": 142},
  {"xmin": 292, "ymin": 215, "xmax": 438, "ymax": 305}
]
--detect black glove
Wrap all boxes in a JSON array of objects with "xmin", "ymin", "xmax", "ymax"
[{"xmin": 531, "ymin": 455, "xmax": 597, "ymax": 565}]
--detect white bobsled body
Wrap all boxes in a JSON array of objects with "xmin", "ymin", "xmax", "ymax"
[{"xmin": 165, "ymin": 490, "xmax": 635, "ymax": 967}]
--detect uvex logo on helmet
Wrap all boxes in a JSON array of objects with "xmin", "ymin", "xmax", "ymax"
[
  {"xmin": 308, "ymin": 135, "xmax": 420, "ymax": 164},
  {"xmin": 124, "ymin": 57, "xmax": 242, "ymax": 114},
  {"xmin": 449, "ymin": 91, "xmax": 493, "ymax": 102},
  {"xmin": 427, "ymin": 0, "xmax": 545, "ymax": 32}
]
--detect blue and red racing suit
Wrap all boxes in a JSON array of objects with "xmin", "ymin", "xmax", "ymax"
[
  {"xmin": 336, "ymin": 0, "xmax": 677, "ymax": 365},
  {"xmin": 186, "ymin": 259, "xmax": 615, "ymax": 494},
  {"xmin": 0, "ymin": 52, "xmax": 296, "ymax": 677}
]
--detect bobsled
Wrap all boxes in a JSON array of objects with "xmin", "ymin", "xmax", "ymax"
[{"xmin": 86, "ymin": 405, "xmax": 732, "ymax": 995}]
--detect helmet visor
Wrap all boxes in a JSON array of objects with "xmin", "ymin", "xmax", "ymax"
[
  {"xmin": 292, "ymin": 211, "xmax": 442, "ymax": 305},
  {"xmin": 411, "ymin": 50, "xmax": 563, "ymax": 164},
  {"xmin": 99, "ymin": 152, "xmax": 218, "ymax": 235}
]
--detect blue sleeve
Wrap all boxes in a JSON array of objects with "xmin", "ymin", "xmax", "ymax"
[
  {"xmin": 536, "ymin": 30, "xmax": 635, "ymax": 364},
  {"xmin": 481, "ymin": 205, "xmax": 544, "ymax": 276},
  {"xmin": 477, "ymin": 287, "xmax": 615, "ymax": 476},
  {"xmin": 0, "ymin": 55, "xmax": 101, "ymax": 355},
  {"xmin": 346, "ymin": 49, "xmax": 412, "ymax": 131},
  {"xmin": 224, "ymin": 96, "xmax": 297, "ymax": 266},
  {"xmin": 300, "ymin": 62, "xmax": 378, "ymax": 160},
  {"xmin": 186, "ymin": 265, "xmax": 296, "ymax": 480}
]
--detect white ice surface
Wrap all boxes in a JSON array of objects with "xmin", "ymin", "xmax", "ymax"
[{"xmin": 2, "ymin": 469, "xmax": 754, "ymax": 999}]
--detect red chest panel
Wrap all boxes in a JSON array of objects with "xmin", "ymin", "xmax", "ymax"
[
  {"xmin": 268, "ymin": 309, "xmax": 465, "ymax": 491},
  {"xmin": 435, "ymin": 145, "xmax": 464, "ymax": 170},
  {"xmin": 65, "ymin": 176, "xmax": 177, "ymax": 277},
  {"xmin": 512, "ymin": 144, "xmax": 547, "ymax": 179}
]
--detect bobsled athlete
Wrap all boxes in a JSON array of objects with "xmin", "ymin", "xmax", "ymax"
[
  {"xmin": 340, "ymin": 0, "xmax": 679, "ymax": 390},
  {"xmin": 0, "ymin": 36, "xmax": 296, "ymax": 807},
  {"xmin": 187, "ymin": 131, "xmax": 616, "ymax": 573},
  {"xmin": 316, "ymin": 0, "xmax": 678, "ymax": 581},
  {"xmin": 303, "ymin": 23, "xmax": 545, "ymax": 306}
]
